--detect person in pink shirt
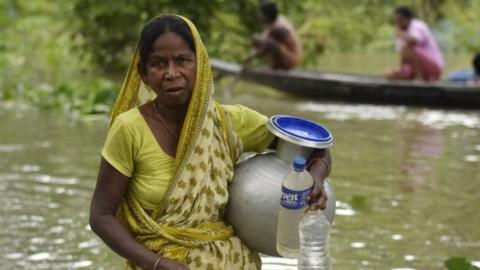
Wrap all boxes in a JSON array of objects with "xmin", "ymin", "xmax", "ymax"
[{"xmin": 386, "ymin": 6, "xmax": 444, "ymax": 81}]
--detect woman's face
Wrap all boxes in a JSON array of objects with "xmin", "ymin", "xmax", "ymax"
[{"xmin": 142, "ymin": 31, "xmax": 196, "ymax": 110}]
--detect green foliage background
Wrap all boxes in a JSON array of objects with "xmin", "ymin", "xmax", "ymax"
[{"xmin": 1, "ymin": 0, "xmax": 479, "ymax": 113}]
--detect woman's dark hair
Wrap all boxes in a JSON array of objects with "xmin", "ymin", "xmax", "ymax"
[
  {"xmin": 260, "ymin": 1, "xmax": 278, "ymax": 22},
  {"xmin": 394, "ymin": 6, "xmax": 414, "ymax": 19},
  {"xmin": 473, "ymin": 53, "xmax": 480, "ymax": 76},
  {"xmin": 137, "ymin": 15, "xmax": 195, "ymax": 75}
]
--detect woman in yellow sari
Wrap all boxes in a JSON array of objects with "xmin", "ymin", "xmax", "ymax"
[{"xmin": 89, "ymin": 15, "xmax": 331, "ymax": 270}]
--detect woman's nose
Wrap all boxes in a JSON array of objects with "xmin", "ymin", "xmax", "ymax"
[{"xmin": 165, "ymin": 62, "xmax": 179, "ymax": 79}]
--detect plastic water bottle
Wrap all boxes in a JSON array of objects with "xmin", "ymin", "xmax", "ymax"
[
  {"xmin": 298, "ymin": 209, "xmax": 331, "ymax": 270},
  {"xmin": 276, "ymin": 156, "xmax": 313, "ymax": 258}
]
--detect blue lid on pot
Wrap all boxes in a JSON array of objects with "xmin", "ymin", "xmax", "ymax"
[{"xmin": 266, "ymin": 115, "xmax": 333, "ymax": 149}]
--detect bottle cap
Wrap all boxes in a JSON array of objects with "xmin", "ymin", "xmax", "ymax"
[{"xmin": 293, "ymin": 156, "xmax": 306, "ymax": 170}]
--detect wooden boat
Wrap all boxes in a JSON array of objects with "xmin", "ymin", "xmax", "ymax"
[{"xmin": 211, "ymin": 58, "xmax": 480, "ymax": 109}]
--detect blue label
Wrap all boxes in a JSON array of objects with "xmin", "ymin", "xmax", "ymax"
[{"xmin": 280, "ymin": 186, "xmax": 312, "ymax": 210}]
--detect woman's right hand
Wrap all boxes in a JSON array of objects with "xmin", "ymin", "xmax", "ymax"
[{"xmin": 156, "ymin": 258, "xmax": 190, "ymax": 270}]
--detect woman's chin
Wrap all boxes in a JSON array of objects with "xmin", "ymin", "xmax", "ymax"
[{"xmin": 161, "ymin": 94, "xmax": 191, "ymax": 110}]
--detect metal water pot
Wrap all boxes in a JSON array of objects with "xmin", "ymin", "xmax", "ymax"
[{"xmin": 226, "ymin": 115, "xmax": 335, "ymax": 257}]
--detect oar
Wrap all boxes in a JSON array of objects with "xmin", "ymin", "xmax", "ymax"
[{"xmin": 223, "ymin": 51, "xmax": 260, "ymax": 99}]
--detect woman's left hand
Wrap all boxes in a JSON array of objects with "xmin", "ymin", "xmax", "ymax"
[
  {"xmin": 306, "ymin": 175, "xmax": 327, "ymax": 211},
  {"xmin": 306, "ymin": 155, "xmax": 331, "ymax": 211}
]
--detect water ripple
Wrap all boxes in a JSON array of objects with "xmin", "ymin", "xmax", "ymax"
[
  {"xmin": 0, "ymin": 144, "xmax": 25, "ymax": 153},
  {"xmin": 464, "ymin": 155, "xmax": 479, "ymax": 162},
  {"xmin": 407, "ymin": 110, "xmax": 480, "ymax": 129},
  {"xmin": 31, "ymin": 174, "xmax": 79, "ymax": 185},
  {"xmin": 261, "ymin": 256, "xmax": 297, "ymax": 270},
  {"xmin": 27, "ymin": 252, "xmax": 52, "ymax": 261},
  {"xmin": 33, "ymin": 141, "xmax": 52, "ymax": 148},
  {"xmin": 298, "ymin": 102, "xmax": 404, "ymax": 121},
  {"xmin": 71, "ymin": 260, "xmax": 93, "ymax": 268},
  {"xmin": 350, "ymin": 242, "xmax": 366, "ymax": 248},
  {"xmin": 391, "ymin": 234, "xmax": 403, "ymax": 240},
  {"xmin": 404, "ymin": 255, "xmax": 416, "ymax": 261},
  {"xmin": 297, "ymin": 102, "xmax": 480, "ymax": 129},
  {"xmin": 12, "ymin": 164, "xmax": 42, "ymax": 172},
  {"xmin": 4, "ymin": 253, "xmax": 23, "ymax": 260},
  {"xmin": 335, "ymin": 201, "xmax": 356, "ymax": 216}
]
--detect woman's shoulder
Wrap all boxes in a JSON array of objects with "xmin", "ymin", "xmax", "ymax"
[
  {"xmin": 112, "ymin": 107, "xmax": 142, "ymax": 124},
  {"xmin": 219, "ymin": 103, "xmax": 273, "ymax": 153},
  {"xmin": 220, "ymin": 104, "xmax": 269, "ymax": 135},
  {"xmin": 221, "ymin": 103, "xmax": 243, "ymax": 115},
  {"xmin": 221, "ymin": 104, "xmax": 267, "ymax": 122},
  {"xmin": 110, "ymin": 108, "xmax": 144, "ymax": 132}
]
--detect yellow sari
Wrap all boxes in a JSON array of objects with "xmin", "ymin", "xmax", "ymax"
[{"xmin": 109, "ymin": 15, "xmax": 261, "ymax": 269}]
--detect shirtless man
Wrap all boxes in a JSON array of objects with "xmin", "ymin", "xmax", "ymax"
[
  {"xmin": 252, "ymin": 1, "xmax": 302, "ymax": 70},
  {"xmin": 386, "ymin": 6, "xmax": 444, "ymax": 81},
  {"xmin": 473, "ymin": 53, "xmax": 480, "ymax": 83}
]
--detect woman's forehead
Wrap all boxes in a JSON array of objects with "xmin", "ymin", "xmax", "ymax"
[{"xmin": 151, "ymin": 32, "xmax": 194, "ymax": 54}]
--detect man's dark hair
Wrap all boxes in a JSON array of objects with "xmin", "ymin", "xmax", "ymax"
[
  {"xmin": 137, "ymin": 15, "xmax": 195, "ymax": 75},
  {"xmin": 473, "ymin": 53, "xmax": 480, "ymax": 76},
  {"xmin": 260, "ymin": 1, "xmax": 278, "ymax": 22},
  {"xmin": 394, "ymin": 6, "xmax": 414, "ymax": 19}
]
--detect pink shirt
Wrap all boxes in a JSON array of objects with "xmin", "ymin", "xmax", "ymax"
[{"xmin": 396, "ymin": 18, "xmax": 444, "ymax": 70}]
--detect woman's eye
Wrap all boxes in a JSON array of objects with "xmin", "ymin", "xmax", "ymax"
[
  {"xmin": 177, "ymin": 58, "xmax": 191, "ymax": 64},
  {"xmin": 151, "ymin": 59, "xmax": 166, "ymax": 67}
]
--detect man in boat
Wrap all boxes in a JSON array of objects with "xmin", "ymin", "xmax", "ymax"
[
  {"xmin": 473, "ymin": 53, "xmax": 480, "ymax": 83},
  {"xmin": 251, "ymin": 1, "xmax": 302, "ymax": 70},
  {"xmin": 385, "ymin": 6, "xmax": 444, "ymax": 81}
]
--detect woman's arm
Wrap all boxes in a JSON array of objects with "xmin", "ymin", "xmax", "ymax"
[
  {"xmin": 307, "ymin": 149, "xmax": 332, "ymax": 210},
  {"xmin": 90, "ymin": 158, "xmax": 188, "ymax": 270}
]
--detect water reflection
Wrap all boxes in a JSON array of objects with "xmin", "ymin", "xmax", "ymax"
[
  {"xmin": 410, "ymin": 110, "xmax": 479, "ymax": 129},
  {"xmin": 0, "ymin": 144, "xmax": 25, "ymax": 152},
  {"xmin": 404, "ymin": 255, "xmax": 415, "ymax": 261},
  {"xmin": 399, "ymin": 122, "xmax": 443, "ymax": 192},
  {"xmin": 1, "ymin": 98, "xmax": 479, "ymax": 269},
  {"xmin": 391, "ymin": 234, "xmax": 403, "ymax": 240},
  {"xmin": 298, "ymin": 102, "xmax": 404, "ymax": 121},
  {"xmin": 465, "ymin": 155, "xmax": 479, "ymax": 162},
  {"xmin": 350, "ymin": 242, "xmax": 366, "ymax": 248},
  {"xmin": 261, "ymin": 256, "xmax": 297, "ymax": 270},
  {"xmin": 335, "ymin": 201, "xmax": 356, "ymax": 216}
]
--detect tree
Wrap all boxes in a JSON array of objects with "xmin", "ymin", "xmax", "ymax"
[{"xmin": 72, "ymin": 0, "xmax": 259, "ymax": 75}]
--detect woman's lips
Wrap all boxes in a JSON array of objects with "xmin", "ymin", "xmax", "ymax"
[{"xmin": 165, "ymin": 86, "xmax": 184, "ymax": 92}]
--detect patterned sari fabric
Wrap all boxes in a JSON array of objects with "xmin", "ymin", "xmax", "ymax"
[{"xmin": 109, "ymin": 15, "xmax": 261, "ymax": 269}]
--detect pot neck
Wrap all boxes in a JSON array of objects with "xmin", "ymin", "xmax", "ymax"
[{"xmin": 275, "ymin": 139, "xmax": 314, "ymax": 164}]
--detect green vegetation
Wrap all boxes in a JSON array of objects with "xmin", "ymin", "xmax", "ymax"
[
  {"xmin": 445, "ymin": 257, "xmax": 480, "ymax": 270},
  {"xmin": 0, "ymin": 1, "xmax": 116, "ymax": 113},
  {"xmin": 349, "ymin": 194, "xmax": 369, "ymax": 211},
  {"xmin": 1, "ymin": 0, "xmax": 479, "ymax": 113}
]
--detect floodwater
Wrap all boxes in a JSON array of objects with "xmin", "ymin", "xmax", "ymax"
[{"xmin": 1, "ymin": 78, "xmax": 480, "ymax": 269}]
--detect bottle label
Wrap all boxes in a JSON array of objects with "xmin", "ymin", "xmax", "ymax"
[{"xmin": 280, "ymin": 186, "xmax": 312, "ymax": 210}]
